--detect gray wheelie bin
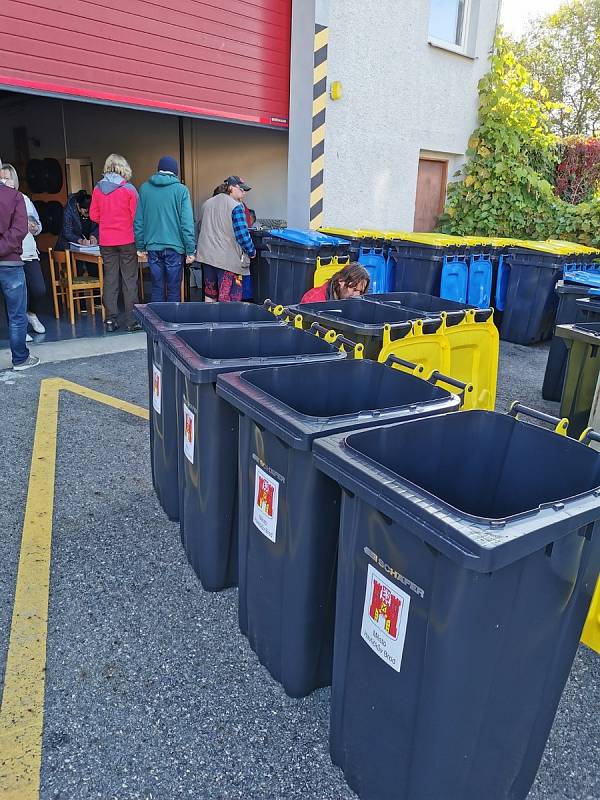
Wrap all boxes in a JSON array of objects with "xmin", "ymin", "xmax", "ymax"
[
  {"xmin": 134, "ymin": 301, "xmax": 281, "ymax": 521},
  {"xmin": 313, "ymin": 404, "xmax": 600, "ymax": 800},
  {"xmin": 163, "ymin": 325, "xmax": 349, "ymax": 591},
  {"xmin": 216, "ymin": 358, "xmax": 465, "ymax": 697}
]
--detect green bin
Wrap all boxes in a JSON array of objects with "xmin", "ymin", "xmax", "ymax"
[{"xmin": 556, "ymin": 322, "xmax": 600, "ymax": 437}]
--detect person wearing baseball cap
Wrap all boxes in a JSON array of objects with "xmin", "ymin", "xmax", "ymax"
[
  {"xmin": 196, "ymin": 175, "xmax": 256, "ymax": 303},
  {"xmin": 225, "ymin": 175, "xmax": 252, "ymax": 192}
]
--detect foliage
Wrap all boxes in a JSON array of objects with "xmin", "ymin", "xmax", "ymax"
[
  {"xmin": 555, "ymin": 136, "xmax": 600, "ymax": 203},
  {"xmin": 514, "ymin": 0, "xmax": 600, "ymax": 137},
  {"xmin": 439, "ymin": 35, "xmax": 600, "ymax": 247}
]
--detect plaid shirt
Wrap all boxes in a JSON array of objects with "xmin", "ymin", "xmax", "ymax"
[{"xmin": 232, "ymin": 204, "xmax": 256, "ymax": 257}]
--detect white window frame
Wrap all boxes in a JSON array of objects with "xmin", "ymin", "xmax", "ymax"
[{"xmin": 428, "ymin": 0, "xmax": 474, "ymax": 57}]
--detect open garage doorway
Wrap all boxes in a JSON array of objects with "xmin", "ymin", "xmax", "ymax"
[{"xmin": 0, "ymin": 90, "xmax": 288, "ymax": 348}]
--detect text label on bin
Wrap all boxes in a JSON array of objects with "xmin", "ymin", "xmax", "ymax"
[{"xmin": 361, "ymin": 564, "xmax": 411, "ymax": 673}]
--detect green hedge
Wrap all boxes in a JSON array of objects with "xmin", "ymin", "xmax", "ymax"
[{"xmin": 438, "ymin": 37, "xmax": 600, "ymax": 248}]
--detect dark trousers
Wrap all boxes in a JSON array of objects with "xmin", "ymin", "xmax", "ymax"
[
  {"xmin": 147, "ymin": 249, "xmax": 183, "ymax": 302},
  {"xmin": 0, "ymin": 266, "xmax": 29, "ymax": 365},
  {"xmin": 100, "ymin": 243, "xmax": 138, "ymax": 326},
  {"xmin": 23, "ymin": 259, "xmax": 46, "ymax": 315}
]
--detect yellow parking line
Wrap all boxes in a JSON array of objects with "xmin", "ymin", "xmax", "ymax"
[{"xmin": 0, "ymin": 378, "xmax": 148, "ymax": 799}]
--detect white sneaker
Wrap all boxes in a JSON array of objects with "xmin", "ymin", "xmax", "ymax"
[
  {"xmin": 26, "ymin": 333, "xmax": 33, "ymax": 342},
  {"xmin": 14, "ymin": 355, "xmax": 40, "ymax": 371},
  {"xmin": 27, "ymin": 312, "xmax": 46, "ymax": 334}
]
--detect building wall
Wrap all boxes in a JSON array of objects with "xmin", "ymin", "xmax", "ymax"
[
  {"xmin": 0, "ymin": 0, "xmax": 291, "ymax": 127},
  {"xmin": 185, "ymin": 119, "xmax": 288, "ymax": 221},
  {"xmin": 322, "ymin": 0, "xmax": 500, "ymax": 230}
]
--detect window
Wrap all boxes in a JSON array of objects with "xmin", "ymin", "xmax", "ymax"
[{"xmin": 429, "ymin": 0, "xmax": 470, "ymax": 49}]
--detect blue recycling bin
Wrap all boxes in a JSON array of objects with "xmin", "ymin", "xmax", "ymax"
[
  {"xmin": 440, "ymin": 253, "xmax": 468, "ymax": 303},
  {"xmin": 467, "ymin": 253, "xmax": 493, "ymax": 308},
  {"xmin": 357, "ymin": 246, "xmax": 392, "ymax": 293},
  {"xmin": 163, "ymin": 324, "xmax": 347, "ymax": 591},
  {"xmin": 441, "ymin": 253, "xmax": 493, "ymax": 309},
  {"xmin": 255, "ymin": 229, "xmax": 349, "ymax": 305},
  {"xmin": 314, "ymin": 408, "xmax": 600, "ymax": 800},
  {"xmin": 134, "ymin": 302, "xmax": 283, "ymax": 521},
  {"xmin": 216, "ymin": 359, "xmax": 461, "ymax": 697}
]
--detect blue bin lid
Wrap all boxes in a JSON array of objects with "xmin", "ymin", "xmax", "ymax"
[
  {"xmin": 268, "ymin": 228, "xmax": 349, "ymax": 247},
  {"xmin": 564, "ymin": 270, "xmax": 600, "ymax": 288}
]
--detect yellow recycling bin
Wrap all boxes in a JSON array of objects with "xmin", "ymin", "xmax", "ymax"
[
  {"xmin": 313, "ymin": 254, "xmax": 351, "ymax": 288},
  {"xmin": 581, "ymin": 577, "xmax": 600, "ymax": 653},
  {"xmin": 378, "ymin": 309, "xmax": 499, "ymax": 411}
]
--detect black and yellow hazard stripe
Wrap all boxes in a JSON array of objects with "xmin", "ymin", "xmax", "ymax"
[{"xmin": 310, "ymin": 23, "xmax": 328, "ymax": 229}]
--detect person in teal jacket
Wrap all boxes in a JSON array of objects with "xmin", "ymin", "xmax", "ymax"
[{"xmin": 134, "ymin": 156, "xmax": 196, "ymax": 302}]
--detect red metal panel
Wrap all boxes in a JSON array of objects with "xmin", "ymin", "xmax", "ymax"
[{"xmin": 0, "ymin": 0, "xmax": 291, "ymax": 126}]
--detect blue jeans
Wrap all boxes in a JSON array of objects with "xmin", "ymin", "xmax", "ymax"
[
  {"xmin": 0, "ymin": 266, "xmax": 29, "ymax": 366},
  {"xmin": 147, "ymin": 249, "xmax": 183, "ymax": 302}
]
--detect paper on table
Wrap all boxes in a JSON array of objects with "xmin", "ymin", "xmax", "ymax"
[{"xmin": 69, "ymin": 244, "xmax": 100, "ymax": 254}]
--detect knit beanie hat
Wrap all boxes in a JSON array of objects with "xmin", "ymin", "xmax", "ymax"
[{"xmin": 157, "ymin": 156, "xmax": 178, "ymax": 175}]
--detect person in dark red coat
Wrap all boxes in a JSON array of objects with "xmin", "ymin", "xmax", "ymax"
[{"xmin": 301, "ymin": 262, "xmax": 370, "ymax": 303}]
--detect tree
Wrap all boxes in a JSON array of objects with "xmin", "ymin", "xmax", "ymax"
[
  {"xmin": 439, "ymin": 35, "xmax": 561, "ymax": 239},
  {"xmin": 438, "ymin": 35, "xmax": 600, "ymax": 246},
  {"xmin": 555, "ymin": 136, "xmax": 600, "ymax": 203},
  {"xmin": 515, "ymin": 0, "xmax": 600, "ymax": 137}
]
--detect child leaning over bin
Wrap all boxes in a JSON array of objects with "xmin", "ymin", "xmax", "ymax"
[{"xmin": 300, "ymin": 262, "xmax": 370, "ymax": 303}]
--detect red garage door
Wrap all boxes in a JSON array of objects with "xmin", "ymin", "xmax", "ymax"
[{"xmin": 0, "ymin": 0, "xmax": 291, "ymax": 127}]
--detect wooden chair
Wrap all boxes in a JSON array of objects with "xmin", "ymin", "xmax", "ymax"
[
  {"xmin": 65, "ymin": 252, "xmax": 105, "ymax": 325},
  {"xmin": 47, "ymin": 248, "xmax": 70, "ymax": 319}
]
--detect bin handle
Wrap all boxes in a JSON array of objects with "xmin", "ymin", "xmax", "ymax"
[
  {"xmin": 579, "ymin": 427, "xmax": 600, "ymax": 446},
  {"xmin": 263, "ymin": 299, "xmax": 283, "ymax": 316},
  {"xmin": 309, "ymin": 322, "xmax": 363, "ymax": 358},
  {"xmin": 508, "ymin": 401, "xmax": 569, "ymax": 436},
  {"xmin": 334, "ymin": 333, "xmax": 364, "ymax": 359},
  {"xmin": 427, "ymin": 371, "xmax": 474, "ymax": 408},
  {"xmin": 263, "ymin": 301, "xmax": 302, "ymax": 327},
  {"xmin": 310, "ymin": 321, "xmax": 336, "ymax": 339},
  {"xmin": 383, "ymin": 354, "xmax": 425, "ymax": 377},
  {"xmin": 280, "ymin": 305, "xmax": 302, "ymax": 325}
]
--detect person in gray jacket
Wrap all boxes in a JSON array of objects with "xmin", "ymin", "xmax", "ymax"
[{"xmin": 197, "ymin": 176, "xmax": 256, "ymax": 302}]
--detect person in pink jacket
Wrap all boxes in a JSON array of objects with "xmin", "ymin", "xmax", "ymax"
[{"xmin": 90, "ymin": 154, "xmax": 140, "ymax": 332}]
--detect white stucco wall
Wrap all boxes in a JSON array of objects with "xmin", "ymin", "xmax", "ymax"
[{"xmin": 322, "ymin": 0, "xmax": 500, "ymax": 230}]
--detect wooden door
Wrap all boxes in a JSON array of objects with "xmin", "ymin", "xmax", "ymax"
[{"xmin": 413, "ymin": 158, "xmax": 448, "ymax": 232}]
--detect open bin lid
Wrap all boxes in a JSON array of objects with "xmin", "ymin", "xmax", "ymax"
[
  {"xmin": 546, "ymin": 239, "xmax": 600, "ymax": 255},
  {"xmin": 320, "ymin": 227, "xmax": 391, "ymax": 240},
  {"xmin": 555, "ymin": 321, "xmax": 600, "ymax": 345},
  {"xmin": 163, "ymin": 325, "xmax": 346, "ymax": 384},
  {"xmin": 289, "ymin": 298, "xmax": 429, "ymax": 331},
  {"xmin": 268, "ymin": 228, "xmax": 349, "ymax": 247},
  {"xmin": 216, "ymin": 360, "xmax": 460, "ymax": 450},
  {"xmin": 134, "ymin": 301, "xmax": 282, "ymax": 335},
  {"xmin": 313, "ymin": 410, "xmax": 600, "ymax": 572}
]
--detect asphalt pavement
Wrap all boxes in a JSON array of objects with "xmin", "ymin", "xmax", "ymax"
[{"xmin": 0, "ymin": 341, "xmax": 598, "ymax": 800}]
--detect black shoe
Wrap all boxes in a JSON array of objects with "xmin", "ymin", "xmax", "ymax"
[
  {"xmin": 126, "ymin": 322, "xmax": 142, "ymax": 332},
  {"xmin": 105, "ymin": 320, "xmax": 119, "ymax": 332}
]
